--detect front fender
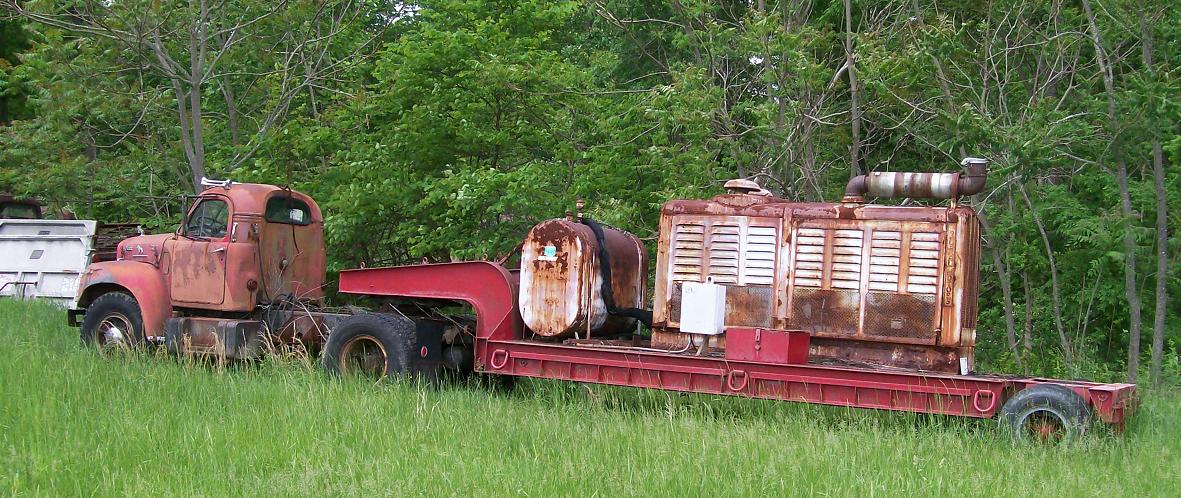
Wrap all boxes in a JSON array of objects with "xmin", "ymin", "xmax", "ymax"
[{"xmin": 76, "ymin": 261, "xmax": 173, "ymax": 339}]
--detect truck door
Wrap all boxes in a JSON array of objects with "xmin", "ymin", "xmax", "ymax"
[{"xmin": 170, "ymin": 197, "xmax": 230, "ymax": 305}]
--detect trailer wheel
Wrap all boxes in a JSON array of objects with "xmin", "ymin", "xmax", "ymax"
[
  {"xmin": 999, "ymin": 384, "xmax": 1092, "ymax": 442},
  {"xmin": 80, "ymin": 292, "xmax": 144, "ymax": 354},
  {"xmin": 322, "ymin": 313, "xmax": 415, "ymax": 381}
]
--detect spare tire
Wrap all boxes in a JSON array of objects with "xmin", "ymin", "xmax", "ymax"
[
  {"xmin": 322, "ymin": 313, "xmax": 416, "ymax": 381},
  {"xmin": 999, "ymin": 384, "xmax": 1092, "ymax": 442}
]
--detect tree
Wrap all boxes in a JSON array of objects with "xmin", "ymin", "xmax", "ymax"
[{"xmin": 3, "ymin": 0, "xmax": 391, "ymax": 191}]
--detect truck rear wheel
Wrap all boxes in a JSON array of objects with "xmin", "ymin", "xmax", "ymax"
[
  {"xmin": 80, "ymin": 292, "xmax": 144, "ymax": 354},
  {"xmin": 999, "ymin": 384, "xmax": 1092, "ymax": 442},
  {"xmin": 322, "ymin": 313, "xmax": 416, "ymax": 381}
]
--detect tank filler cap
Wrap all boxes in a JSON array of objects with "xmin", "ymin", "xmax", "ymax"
[{"xmin": 723, "ymin": 179, "xmax": 771, "ymax": 196}]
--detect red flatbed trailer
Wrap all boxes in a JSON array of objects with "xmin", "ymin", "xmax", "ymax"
[{"xmin": 338, "ymin": 261, "xmax": 1137, "ymax": 433}]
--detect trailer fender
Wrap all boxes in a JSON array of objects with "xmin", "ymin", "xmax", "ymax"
[{"xmin": 75, "ymin": 261, "xmax": 173, "ymax": 339}]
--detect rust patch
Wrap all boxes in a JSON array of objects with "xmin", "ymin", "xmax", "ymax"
[
  {"xmin": 863, "ymin": 292, "xmax": 937, "ymax": 344},
  {"xmin": 809, "ymin": 337, "xmax": 961, "ymax": 373},
  {"xmin": 790, "ymin": 288, "xmax": 860, "ymax": 337}
]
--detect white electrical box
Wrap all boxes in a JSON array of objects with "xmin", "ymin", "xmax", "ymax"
[{"xmin": 679, "ymin": 280, "xmax": 727, "ymax": 335}]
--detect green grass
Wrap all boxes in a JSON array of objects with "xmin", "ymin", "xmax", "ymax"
[{"xmin": 1, "ymin": 300, "xmax": 1178, "ymax": 497}]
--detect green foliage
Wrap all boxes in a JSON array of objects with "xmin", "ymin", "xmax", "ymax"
[{"xmin": 2, "ymin": 0, "xmax": 1179, "ymax": 378}]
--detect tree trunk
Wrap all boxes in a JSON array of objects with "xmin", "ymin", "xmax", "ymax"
[
  {"xmin": 1081, "ymin": 0, "xmax": 1142, "ymax": 382},
  {"xmin": 167, "ymin": 77, "xmax": 200, "ymax": 192},
  {"xmin": 1009, "ymin": 187, "xmax": 1032, "ymax": 363},
  {"xmin": 844, "ymin": 0, "xmax": 861, "ymax": 179},
  {"xmin": 1022, "ymin": 269, "xmax": 1034, "ymax": 357},
  {"xmin": 986, "ymin": 216, "xmax": 1023, "ymax": 368},
  {"xmin": 221, "ymin": 77, "xmax": 240, "ymax": 147},
  {"xmin": 1140, "ymin": 12, "xmax": 1170, "ymax": 385},
  {"xmin": 1019, "ymin": 182, "xmax": 1072, "ymax": 366},
  {"xmin": 186, "ymin": 0, "xmax": 209, "ymax": 191}
]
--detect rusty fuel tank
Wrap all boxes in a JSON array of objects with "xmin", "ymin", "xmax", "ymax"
[{"xmin": 519, "ymin": 219, "xmax": 647, "ymax": 338}]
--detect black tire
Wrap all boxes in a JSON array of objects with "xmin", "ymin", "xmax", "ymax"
[
  {"xmin": 999, "ymin": 384, "xmax": 1092, "ymax": 442},
  {"xmin": 80, "ymin": 292, "xmax": 145, "ymax": 353},
  {"xmin": 322, "ymin": 313, "xmax": 416, "ymax": 381}
]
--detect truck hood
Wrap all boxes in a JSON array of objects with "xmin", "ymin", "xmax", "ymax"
[{"xmin": 115, "ymin": 233, "xmax": 173, "ymax": 266}]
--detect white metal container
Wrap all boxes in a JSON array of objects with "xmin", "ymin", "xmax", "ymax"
[
  {"xmin": 679, "ymin": 280, "xmax": 727, "ymax": 335},
  {"xmin": 0, "ymin": 219, "xmax": 98, "ymax": 307}
]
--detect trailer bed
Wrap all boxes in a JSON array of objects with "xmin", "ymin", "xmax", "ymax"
[
  {"xmin": 338, "ymin": 261, "xmax": 1137, "ymax": 431},
  {"xmin": 477, "ymin": 339, "xmax": 1135, "ymax": 428}
]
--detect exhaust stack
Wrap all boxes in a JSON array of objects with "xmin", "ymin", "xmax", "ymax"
[{"xmin": 843, "ymin": 157, "xmax": 988, "ymax": 203}]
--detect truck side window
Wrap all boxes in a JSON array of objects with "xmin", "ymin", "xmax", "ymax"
[
  {"xmin": 264, "ymin": 196, "xmax": 312, "ymax": 226},
  {"xmin": 185, "ymin": 199, "xmax": 229, "ymax": 238}
]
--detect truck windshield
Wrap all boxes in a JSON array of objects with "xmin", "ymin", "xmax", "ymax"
[
  {"xmin": 185, "ymin": 199, "xmax": 229, "ymax": 238},
  {"xmin": 265, "ymin": 196, "xmax": 312, "ymax": 226}
]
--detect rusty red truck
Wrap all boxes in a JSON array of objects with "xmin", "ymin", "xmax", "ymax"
[{"xmin": 68, "ymin": 161, "xmax": 1136, "ymax": 440}]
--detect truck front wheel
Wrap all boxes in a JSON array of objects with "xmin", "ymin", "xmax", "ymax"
[
  {"xmin": 80, "ymin": 292, "xmax": 144, "ymax": 353},
  {"xmin": 322, "ymin": 313, "xmax": 416, "ymax": 381}
]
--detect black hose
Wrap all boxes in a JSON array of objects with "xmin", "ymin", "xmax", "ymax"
[{"xmin": 581, "ymin": 217, "xmax": 653, "ymax": 328}]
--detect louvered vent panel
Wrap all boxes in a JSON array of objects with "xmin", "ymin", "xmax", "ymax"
[
  {"xmin": 907, "ymin": 231, "xmax": 941, "ymax": 294},
  {"xmin": 707, "ymin": 223, "xmax": 740, "ymax": 283},
  {"xmin": 793, "ymin": 227, "xmax": 825, "ymax": 288},
  {"xmin": 868, "ymin": 230, "xmax": 901, "ymax": 291},
  {"xmin": 743, "ymin": 226, "xmax": 777, "ymax": 285},
  {"xmin": 672, "ymin": 222, "xmax": 704, "ymax": 282},
  {"xmin": 831, "ymin": 229, "xmax": 864, "ymax": 290}
]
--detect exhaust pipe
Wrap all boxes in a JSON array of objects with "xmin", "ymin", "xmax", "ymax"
[{"xmin": 843, "ymin": 157, "xmax": 988, "ymax": 202}]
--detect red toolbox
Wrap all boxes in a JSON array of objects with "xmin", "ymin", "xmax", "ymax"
[{"xmin": 725, "ymin": 327, "xmax": 810, "ymax": 365}]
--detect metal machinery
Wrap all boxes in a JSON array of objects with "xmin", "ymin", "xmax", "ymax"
[
  {"xmin": 648, "ymin": 159, "xmax": 987, "ymax": 374},
  {"xmin": 67, "ymin": 163, "xmax": 1137, "ymax": 439}
]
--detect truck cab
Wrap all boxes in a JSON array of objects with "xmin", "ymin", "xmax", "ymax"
[
  {"xmin": 0, "ymin": 195, "xmax": 44, "ymax": 219},
  {"xmin": 70, "ymin": 180, "xmax": 328, "ymax": 355}
]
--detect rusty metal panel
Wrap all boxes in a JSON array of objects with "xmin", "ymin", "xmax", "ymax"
[
  {"xmin": 168, "ymin": 238, "xmax": 228, "ymax": 305},
  {"xmin": 959, "ymin": 212, "xmax": 981, "ymax": 329},
  {"xmin": 258, "ymin": 219, "xmax": 326, "ymax": 302},
  {"xmin": 863, "ymin": 292, "xmax": 937, "ymax": 344},
  {"xmin": 808, "ymin": 337, "xmax": 961, "ymax": 372},
  {"xmin": 164, "ymin": 317, "xmax": 264, "ymax": 360},
  {"xmin": 790, "ymin": 288, "xmax": 860, "ymax": 336}
]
